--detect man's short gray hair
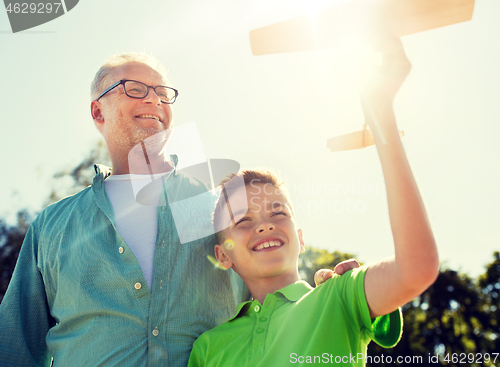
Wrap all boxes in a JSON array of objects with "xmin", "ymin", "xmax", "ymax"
[{"xmin": 90, "ymin": 52, "xmax": 169, "ymax": 100}]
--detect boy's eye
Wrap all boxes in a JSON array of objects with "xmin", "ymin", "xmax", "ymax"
[
  {"xmin": 234, "ymin": 217, "xmax": 250, "ymax": 227},
  {"xmin": 271, "ymin": 211, "xmax": 287, "ymax": 217}
]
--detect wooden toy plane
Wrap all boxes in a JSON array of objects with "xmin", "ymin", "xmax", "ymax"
[{"xmin": 249, "ymin": 0, "xmax": 475, "ymax": 151}]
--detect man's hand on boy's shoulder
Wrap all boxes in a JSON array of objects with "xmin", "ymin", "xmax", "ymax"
[{"xmin": 314, "ymin": 259, "xmax": 360, "ymax": 286}]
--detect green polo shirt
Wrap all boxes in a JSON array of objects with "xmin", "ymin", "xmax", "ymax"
[{"xmin": 188, "ymin": 266, "xmax": 402, "ymax": 367}]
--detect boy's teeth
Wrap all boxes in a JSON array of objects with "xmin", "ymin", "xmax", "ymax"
[{"xmin": 255, "ymin": 240, "xmax": 282, "ymax": 251}]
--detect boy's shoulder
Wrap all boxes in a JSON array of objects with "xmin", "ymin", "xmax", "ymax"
[{"xmin": 198, "ymin": 266, "xmax": 369, "ymax": 339}]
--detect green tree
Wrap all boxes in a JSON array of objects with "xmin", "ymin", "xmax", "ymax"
[{"xmin": 477, "ymin": 251, "xmax": 500, "ymax": 350}]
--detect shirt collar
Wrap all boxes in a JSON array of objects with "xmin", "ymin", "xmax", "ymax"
[
  {"xmin": 228, "ymin": 280, "xmax": 313, "ymax": 321},
  {"xmin": 93, "ymin": 164, "xmax": 112, "ymax": 180},
  {"xmin": 275, "ymin": 280, "xmax": 313, "ymax": 302},
  {"xmin": 92, "ymin": 154, "xmax": 178, "ymax": 181}
]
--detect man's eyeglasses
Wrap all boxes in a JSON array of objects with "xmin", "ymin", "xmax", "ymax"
[{"xmin": 96, "ymin": 79, "xmax": 178, "ymax": 104}]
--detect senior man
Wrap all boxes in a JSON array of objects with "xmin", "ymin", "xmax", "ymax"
[{"xmin": 0, "ymin": 53, "xmax": 356, "ymax": 366}]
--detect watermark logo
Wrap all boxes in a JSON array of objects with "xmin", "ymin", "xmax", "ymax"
[
  {"xmin": 3, "ymin": 0, "xmax": 78, "ymax": 33},
  {"xmin": 288, "ymin": 178, "xmax": 380, "ymax": 216},
  {"xmin": 127, "ymin": 122, "xmax": 246, "ymax": 244}
]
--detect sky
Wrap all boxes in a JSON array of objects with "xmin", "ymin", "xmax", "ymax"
[{"xmin": 0, "ymin": 0, "xmax": 499, "ymax": 277}]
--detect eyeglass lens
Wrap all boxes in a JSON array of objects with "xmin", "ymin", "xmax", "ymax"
[{"xmin": 124, "ymin": 81, "xmax": 176, "ymax": 103}]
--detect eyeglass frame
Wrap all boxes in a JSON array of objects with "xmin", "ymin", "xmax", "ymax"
[{"xmin": 95, "ymin": 79, "xmax": 179, "ymax": 104}]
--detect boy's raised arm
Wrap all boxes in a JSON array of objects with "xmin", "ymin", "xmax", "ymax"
[{"xmin": 361, "ymin": 31, "xmax": 439, "ymax": 318}]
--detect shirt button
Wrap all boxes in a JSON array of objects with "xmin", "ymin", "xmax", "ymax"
[
  {"xmin": 259, "ymin": 317, "xmax": 267, "ymax": 322},
  {"xmin": 118, "ymin": 247, "xmax": 124, "ymax": 254},
  {"xmin": 254, "ymin": 305, "xmax": 260, "ymax": 313},
  {"xmin": 152, "ymin": 327, "xmax": 159, "ymax": 337},
  {"xmin": 256, "ymin": 328, "xmax": 265, "ymax": 334},
  {"xmin": 134, "ymin": 282, "xmax": 142, "ymax": 290}
]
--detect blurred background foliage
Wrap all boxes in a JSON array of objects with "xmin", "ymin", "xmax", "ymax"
[{"xmin": 0, "ymin": 143, "xmax": 498, "ymax": 366}]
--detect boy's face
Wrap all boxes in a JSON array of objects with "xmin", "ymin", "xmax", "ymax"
[{"xmin": 215, "ymin": 183, "xmax": 305, "ymax": 282}]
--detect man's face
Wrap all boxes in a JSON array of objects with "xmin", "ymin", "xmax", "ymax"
[
  {"xmin": 216, "ymin": 183, "xmax": 304, "ymax": 282},
  {"xmin": 93, "ymin": 62, "xmax": 173, "ymax": 150}
]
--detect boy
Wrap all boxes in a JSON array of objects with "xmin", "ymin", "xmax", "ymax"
[{"xmin": 188, "ymin": 34, "xmax": 439, "ymax": 367}]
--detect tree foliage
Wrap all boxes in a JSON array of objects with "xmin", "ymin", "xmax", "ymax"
[
  {"xmin": 298, "ymin": 246, "xmax": 357, "ymax": 286},
  {"xmin": 45, "ymin": 140, "xmax": 111, "ymax": 205}
]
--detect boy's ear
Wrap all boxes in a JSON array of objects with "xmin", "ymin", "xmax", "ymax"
[
  {"xmin": 298, "ymin": 229, "xmax": 305, "ymax": 253},
  {"xmin": 215, "ymin": 244, "xmax": 233, "ymax": 270}
]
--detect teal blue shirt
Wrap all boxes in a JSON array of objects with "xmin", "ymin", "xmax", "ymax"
[{"xmin": 0, "ymin": 164, "xmax": 249, "ymax": 367}]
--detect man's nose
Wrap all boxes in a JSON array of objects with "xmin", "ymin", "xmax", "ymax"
[
  {"xmin": 143, "ymin": 87, "xmax": 162, "ymax": 105},
  {"xmin": 256, "ymin": 222, "xmax": 275, "ymax": 233}
]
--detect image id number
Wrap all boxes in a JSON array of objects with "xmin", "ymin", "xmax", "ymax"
[{"xmin": 5, "ymin": 3, "xmax": 62, "ymax": 14}]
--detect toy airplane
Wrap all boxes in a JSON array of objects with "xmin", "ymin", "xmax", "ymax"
[{"xmin": 249, "ymin": 0, "xmax": 475, "ymax": 151}]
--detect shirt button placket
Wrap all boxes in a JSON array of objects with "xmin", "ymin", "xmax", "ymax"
[{"xmin": 253, "ymin": 301, "xmax": 267, "ymax": 355}]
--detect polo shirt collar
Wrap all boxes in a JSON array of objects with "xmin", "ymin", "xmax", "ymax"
[
  {"xmin": 228, "ymin": 280, "xmax": 313, "ymax": 321},
  {"xmin": 276, "ymin": 280, "xmax": 313, "ymax": 302}
]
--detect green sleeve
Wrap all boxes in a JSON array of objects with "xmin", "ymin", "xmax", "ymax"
[
  {"xmin": 0, "ymin": 222, "xmax": 55, "ymax": 366},
  {"xmin": 371, "ymin": 308, "xmax": 403, "ymax": 348},
  {"xmin": 340, "ymin": 265, "xmax": 403, "ymax": 348},
  {"xmin": 188, "ymin": 336, "xmax": 207, "ymax": 367}
]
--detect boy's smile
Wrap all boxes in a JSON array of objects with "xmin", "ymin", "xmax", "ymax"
[
  {"xmin": 215, "ymin": 183, "xmax": 304, "ymax": 285},
  {"xmin": 252, "ymin": 238, "xmax": 284, "ymax": 251}
]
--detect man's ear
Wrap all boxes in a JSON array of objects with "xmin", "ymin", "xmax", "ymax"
[
  {"xmin": 298, "ymin": 229, "xmax": 305, "ymax": 253},
  {"xmin": 91, "ymin": 100, "xmax": 105, "ymax": 128},
  {"xmin": 215, "ymin": 244, "xmax": 233, "ymax": 270}
]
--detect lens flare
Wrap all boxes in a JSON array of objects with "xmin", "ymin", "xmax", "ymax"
[{"xmin": 224, "ymin": 239, "xmax": 235, "ymax": 250}]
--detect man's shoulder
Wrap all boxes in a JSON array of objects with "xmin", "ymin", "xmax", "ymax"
[
  {"xmin": 164, "ymin": 170, "xmax": 216, "ymax": 203},
  {"xmin": 36, "ymin": 186, "xmax": 94, "ymax": 222},
  {"xmin": 169, "ymin": 170, "xmax": 211, "ymax": 190}
]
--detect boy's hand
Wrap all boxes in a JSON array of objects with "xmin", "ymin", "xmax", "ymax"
[
  {"xmin": 360, "ymin": 29, "xmax": 411, "ymax": 134},
  {"xmin": 313, "ymin": 259, "xmax": 360, "ymax": 286},
  {"xmin": 363, "ymin": 32, "xmax": 411, "ymax": 100}
]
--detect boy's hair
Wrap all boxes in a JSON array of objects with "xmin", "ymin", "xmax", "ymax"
[{"xmin": 213, "ymin": 168, "xmax": 293, "ymax": 244}]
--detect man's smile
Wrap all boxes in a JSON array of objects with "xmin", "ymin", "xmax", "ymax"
[{"xmin": 135, "ymin": 114, "xmax": 163, "ymax": 122}]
